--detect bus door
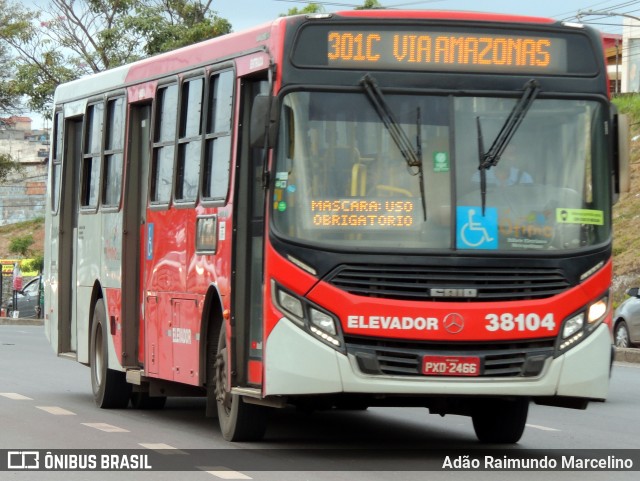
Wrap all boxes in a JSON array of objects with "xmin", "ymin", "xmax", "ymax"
[
  {"xmin": 231, "ymin": 77, "xmax": 269, "ymax": 388},
  {"xmin": 57, "ymin": 116, "xmax": 83, "ymax": 355},
  {"xmin": 121, "ymin": 102, "xmax": 151, "ymax": 370}
]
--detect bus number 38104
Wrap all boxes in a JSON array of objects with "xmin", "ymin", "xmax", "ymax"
[{"xmin": 485, "ymin": 313, "xmax": 556, "ymax": 332}]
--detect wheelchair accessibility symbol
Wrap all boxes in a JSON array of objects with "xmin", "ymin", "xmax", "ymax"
[{"xmin": 456, "ymin": 206, "xmax": 498, "ymax": 250}]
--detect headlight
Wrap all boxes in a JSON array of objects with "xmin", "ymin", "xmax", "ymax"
[
  {"xmin": 272, "ymin": 281, "xmax": 344, "ymax": 351},
  {"xmin": 277, "ymin": 289, "xmax": 304, "ymax": 322},
  {"xmin": 310, "ymin": 308, "xmax": 336, "ymax": 335},
  {"xmin": 557, "ymin": 294, "xmax": 609, "ymax": 354},
  {"xmin": 587, "ymin": 297, "xmax": 608, "ymax": 324},
  {"xmin": 562, "ymin": 313, "xmax": 584, "ymax": 339}
]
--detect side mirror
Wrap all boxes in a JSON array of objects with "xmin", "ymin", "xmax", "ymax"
[
  {"xmin": 627, "ymin": 287, "xmax": 639, "ymax": 298},
  {"xmin": 613, "ymin": 110, "xmax": 630, "ymax": 198},
  {"xmin": 250, "ymin": 94, "xmax": 278, "ymax": 149}
]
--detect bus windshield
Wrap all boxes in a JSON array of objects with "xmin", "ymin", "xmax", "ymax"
[{"xmin": 271, "ymin": 90, "xmax": 610, "ymax": 252}]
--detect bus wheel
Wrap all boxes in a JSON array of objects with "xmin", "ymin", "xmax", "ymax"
[
  {"xmin": 215, "ymin": 326, "xmax": 268, "ymax": 441},
  {"xmin": 130, "ymin": 392, "xmax": 167, "ymax": 410},
  {"xmin": 471, "ymin": 398, "xmax": 528, "ymax": 444},
  {"xmin": 90, "ymin": 299, "xmax": 131, "ymax": 409}
]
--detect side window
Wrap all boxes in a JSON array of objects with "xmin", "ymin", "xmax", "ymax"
[
  {"xmin": 176, "ymin": 77, "xmax": 204, "ymax": 203},
  {"xmin": 51, "ymin": 112, "xmax": 63, "ymax": 213},
  {"xmin": 151, "ymin": 84, "xmax": 178, "ymax": 204},
  {"xmin": 81, "ymin": 102, "xmax": 104, "ymax": 209},
  {"xmin": 203, "ymin": 69, "xmax": 234, "ymax": 201},
  {"xmin": 103, "ymin": 97, "xmax": 126, "ymax": 207}
]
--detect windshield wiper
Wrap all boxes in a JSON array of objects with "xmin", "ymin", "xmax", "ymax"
[
  {"xmin": 360, "ymin": 73, "xmax": 427, "ymax": 221},
  {"xmin": 477, "ymin": 79, "xmax": 540, "ymax": 214}
]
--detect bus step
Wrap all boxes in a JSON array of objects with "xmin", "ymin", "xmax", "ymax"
[{"xmin": 58, "ymin": 352, "xmax": 77, "ymax": 361}]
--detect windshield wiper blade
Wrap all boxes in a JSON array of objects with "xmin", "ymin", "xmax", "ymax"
[
  {"xmin": 477, "ymin": 79, "xmax": 540, "ymax": 213},
  {"xmin": 477, "ymin": 117, "xmax": 488, "ymax": 215},
  {"xmin": 360, "ymin": 73, "xmax": 427, "ymax": 220}
]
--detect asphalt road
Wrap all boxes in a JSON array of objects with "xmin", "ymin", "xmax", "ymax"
[{"xmin": 1, "ymin": 324, "xmax": 640, "ymax": 481}]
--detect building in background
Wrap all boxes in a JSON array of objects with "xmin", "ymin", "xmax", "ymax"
[
  {"xmin": 0, "ymin": 116, "xmax": 49, "ymax": 226},
  {"xmin": 603, "ymin": 33, "xmax": 623, "ymax": 94},
  {"xmin": 622, "ymin": 18, "xmax": 640, "ymax": 93}
]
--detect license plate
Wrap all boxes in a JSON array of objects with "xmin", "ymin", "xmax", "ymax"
[{"xmin": 422, "ymin": 355, "xmax": 481, "ymax": 377}]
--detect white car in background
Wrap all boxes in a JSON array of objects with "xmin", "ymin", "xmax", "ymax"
[{"xmin": 613, "ymin": 288, "xmax": 640, "ymax": 348}]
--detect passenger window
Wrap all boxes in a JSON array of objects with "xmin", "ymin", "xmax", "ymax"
[
  {"xmin": 103, "ymin": 97, "xmax": 125, "ymax": 207},
  {"xmin": 203, "ymin": 70, "xmax": 234, "ymax": 201},
  {"xmin": 51, "ymin": 112, "xmax": 63, "ymax": 213},
  {"xmin": 81, "ymin": 102, "xmax": 104, "ymax": 209},
  {"xmin": 151, "ymin": 84, "xmax": 178, "ymax": 204},
  {"xmin": 176, "ymin": 77, "xmax": 204, "ymax": 202}
]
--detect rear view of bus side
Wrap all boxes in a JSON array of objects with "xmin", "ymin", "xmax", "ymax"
[{"xmin": 44, "ymin": 9, "xmax": 629, "ymax": 444}]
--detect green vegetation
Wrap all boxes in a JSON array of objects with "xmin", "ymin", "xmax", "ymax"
[
  {"xmin": 280, "ymin": 0, "xmax": 384, "ymax": 17},
  {"xmin": 0, "ymin": 0, "xmax": 231, "ymax": 116},
  {"xmin": 0, "ymin": 218, "xmax": 44, "ymax": 270},
  {"xmin": 0, "ymin": 153, "xmax": 23, "ymax": 183},
  {"xmin": 0, "ymin": 217, "xmax": 43, "ymax": 235},
  {"xmin": 22, "ymin": 254, "xmax": 44, "ymax": 274},
  {"xmin": 613, "ymin": 94, "xmax": 640, "ymax": 119},
  {"xmin": 355, "ymin": 0, "xmax": 384, "ymax": 9},
  {"xmin": 280, "ymin": 2, "xmax": 325, "ymax": 16},
  {"xmin": 9, "ymin": 234, "xmax": 34, "ymax": 257},
  {"xmin": 612, "ymin": 95, "xmax": 640, "ymax": 305}
]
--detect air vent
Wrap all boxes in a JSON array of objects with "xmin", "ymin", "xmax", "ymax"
[
  {"xmin": 346, "ymin": 336, "xmax": 555, "ymax": 378},
  {"xmin": 327, "ymin": 264, "xmax": 571, "ymax": 301}
]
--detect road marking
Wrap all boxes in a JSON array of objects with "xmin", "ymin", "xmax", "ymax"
[
  {"xmin": 82, "ymin": 423, "xmax": 130, "ymax": 433},
  {"xmin": 526, "ymin": 423, "xmax": 560, "ymax": 432},
  {"xmin": 205, "ymin": 470, "xmax": 252, "ymax": 480},
  {"xmin": 139, "ymin": 443, "xmax": 187, "ymax": 454},
  {"xmin": 0, "ymin": 393, "xmax": 33, "ymax": 400},
  {"xmin": 36, "ymin": 406, "xmax": 75, "ymax": 415}
]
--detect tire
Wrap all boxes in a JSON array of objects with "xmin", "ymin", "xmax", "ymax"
[
  {"xmin": 130, "ymin": 392, "xmax": 167, "ymax": 410},
  {"xmin": 614, "ymin": 321, "xmax": 631, "ymax": 348},
  {"xmin": 472, "ymin": 398, "xmax": 529, "ymax": 444},
  {"xmin": 90, "ymin": 299, "xmax": 131, "ymax": 409},
  {"xmin": 215, "ymin": 325, "xmax": 268, "ymax": 441}
]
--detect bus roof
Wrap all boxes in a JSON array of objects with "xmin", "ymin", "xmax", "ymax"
[{"xmin": 53, "ymin": 18, "xmax": 283, "ymax": 104}]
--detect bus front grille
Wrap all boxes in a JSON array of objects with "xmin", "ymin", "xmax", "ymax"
[{"xmin": 327, "ymin": 264, "xmax": 570, "ymax": 301}]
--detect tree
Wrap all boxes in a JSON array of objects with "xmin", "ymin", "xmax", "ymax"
[
  {"xmin": 1, "ymin": 0, "xmax": 232, "ymax": 116},
  {"xmin": 0, "ymin": 44, "xmax": 21, "ymax": 115},
  {"xmin": 23, "ymin": 254, "xmax": 45, "ymax": 275},
  {"xmin": 0, "ymin": 153, "xmax": 23, "ymax": 184},
  {"xmin": 355, "ymin": 0, "xmax": 383, "ymax": 9},
  {"xmin": 0, "ymin": 0, "xmax": 28, "ymax": 116},
  {"xmin": 9, "ymin": 234, "xmax": 34, "ymax": 258},
  {"xmin": 280, "ymin": 3, "xmax": 325, "ymax": 16}
]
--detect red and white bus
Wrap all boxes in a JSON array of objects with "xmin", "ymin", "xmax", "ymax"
[{"xmin": 44, "ymin": 9, "xmax": 630, "ymax": 443}]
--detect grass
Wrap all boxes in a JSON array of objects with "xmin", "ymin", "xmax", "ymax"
[
  {"xmin": 612, "ymin": 95, "xmax": 640, "ymax": 305},
  {"xmin": 0, "ymin": 217, "xmax": 45, "ymax": 259}
]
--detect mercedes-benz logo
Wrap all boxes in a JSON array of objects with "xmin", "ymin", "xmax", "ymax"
[{"xmin": 443, "ymin": 313, "xmax": 464, "ymax": 334}]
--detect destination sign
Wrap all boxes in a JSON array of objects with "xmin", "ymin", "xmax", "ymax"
[
  {"xmin": 291, "ymin": 25, "xmax": 600, "ymax": 75},
  {"xmin": 326, "ymin": 30, "xmax": 567, "ymax": 73}
]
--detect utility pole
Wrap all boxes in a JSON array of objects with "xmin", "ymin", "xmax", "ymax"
[{"xmin": 576, "ymin": 10, "xmax": 639, "ymax": 94}]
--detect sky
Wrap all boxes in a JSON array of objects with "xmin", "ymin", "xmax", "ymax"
[{"xmin": 213, "ymin": 0, "xmax": 635, "ymax": 35}]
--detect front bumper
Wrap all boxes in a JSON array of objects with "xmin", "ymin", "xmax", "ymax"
[{"xmin": 263, "ymin": 317, "xmax": 611, "ymax": 400}]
